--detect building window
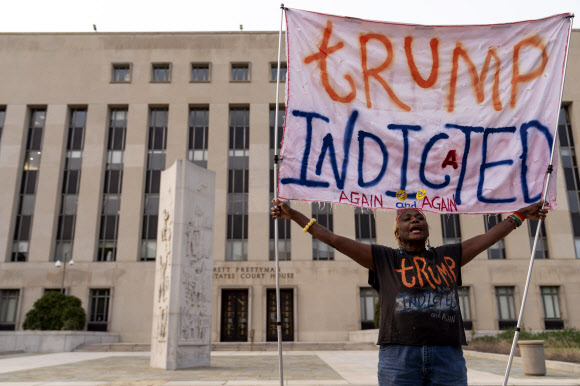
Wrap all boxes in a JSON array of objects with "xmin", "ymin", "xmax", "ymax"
[
  {"xmin": 360, "ymin": 287, "xmax": 378, "ymax": 330},
  {"xmin": 112, "ymin": 63, "xmax": 131, "ymax": 83},
  {"xmin": 355, "ymin": 208, "xmax": 376, "ymax": 244},
  {"xmin": 269, "ymin": 106, "xmax": 290, "ymax": 261},
  {"xmin": 484, "ymin": 215, "xmax": 505, "ymax": 259},
  {"xmin": 441, "ymin": 214, "xmax": 461, "ymax": 244},
  {"xmin": 54, "ymin": 108, "xmax": 86, "ymax": 262},
  {"xmin": 97, "ymin": 108, "xmax": 127, "ymax": 262},
  {"xmin": 528, "ymin": 219, "xmax": 549, "ymax": 259},
  {"xmin": 559, "ymin": 106, "xmax": 580, "ymax": 258},
  {"xmin": 191, "ymin": 63, "xmax": 210, "ymax": 82},
  {"xmin": 0, "ymin": 289, "xmax": 19, "ymax": 330},
  {"xmin": 457, "ymin": 287, "xmax": 472, "ymax": 330},
  {"xmin": 88, "ymin": 289, "xmax": 110, "ymax": 331},
  {"xmin": 151, "ymin": 63, "xmax": 171, "ymax": 82},
  {"xmin": 540, "ymin": 286, "xmax": 564, "ymax": 330},
  {"xmin": 11, "ymin": 108, "xmax": 45, "ymax": 262},
  {"xmin": 270, "ymin": 62, "xmax": 287, "ymax": 82},
  {"xmin": 140, "ymin": 108, "xmax": 167, "ymax": 261},
  {"xmin": 0, "ymin": 107, "xmax": 5, "ymax": 145},
  {"xmin": 312, "ymin": 203, "xmax": 333, "ymax": 260},
  {"xmin": 188, "ymin": 107, "xmax": 209, "ymax": 168},
  {"xmin": 226, "ymin": 107, "xmax": 249, "ymax": 261},
  {"xmin": 231, "ymin": 63, "xmax": 249, "ymax": 81},
  {"xmin": 495, "ymin": 286, "xmax": 516, "ymax": 330}
]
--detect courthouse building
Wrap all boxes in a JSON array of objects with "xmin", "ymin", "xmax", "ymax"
[{"xmin": 0, "ymin": 28, "xmax": 580, "ymax": 344}]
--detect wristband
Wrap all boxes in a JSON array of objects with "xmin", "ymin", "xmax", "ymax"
[
  {"xmin": 303, "ymin": 218, "xmax": 316, "ymax": 233},
  {"xmin": 506, "ymin": 213, "xmax": 523, "ymax": 227}
]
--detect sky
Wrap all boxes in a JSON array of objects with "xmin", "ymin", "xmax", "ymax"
[{"xmin": 1, "ymin": 0, "xmax": 579, "ymax": 33}]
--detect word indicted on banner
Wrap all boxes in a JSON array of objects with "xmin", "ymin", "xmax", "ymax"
[{"xmin": 278, "ymin": 8, "xmax": 571, "ymax": 213}]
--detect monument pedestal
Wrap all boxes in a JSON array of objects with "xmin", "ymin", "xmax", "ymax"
[{"xmin": 150, "ymin": 160, "xmax": 215, "ymax": 369}]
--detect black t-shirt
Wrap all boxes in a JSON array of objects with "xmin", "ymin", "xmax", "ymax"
[{"xmin": 369, "ymin": 244, "xmax": 467, "ymax": 346}]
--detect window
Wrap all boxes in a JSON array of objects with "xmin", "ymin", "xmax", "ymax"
[
  {"xmin": 97, "ymin": 108, "xmax": 127, "ymax": 262},
  {"xmin": 312, "ymin": 203, "xmax": 333, "ymax": 260},
  {"xmin": 441, "ymin": 214, "xmax": 461, "ymax": 244},
  {"xmin": 226, "ymin": 107, "xmax": 249, "ymax": 261},
  {"xmin": 0, "ymin": 107, "xmax": 5, "ymax": 145},
  {"xmin": 231, "ymin": 63, "xmax": 249, "ymax": 81},
  {"xmin": 360, "ymin": 287, "xmax": 378, "ymax": 330},
  {"xmin": 559, "ymin": 106, "xmax": 580, "ymax": 258},
  {"xmin": 151, "ymin": 63, "xmax": 171, "ymax": 82},
  {"xmin": 54, "ymin": 108, "xmax": 86, "ymax": 262},
  {"xmin": 88, "ymin": 289, "xmax": 110, "ymax": 331},
  {"xmin": 11, "ymin": 108, "xmax": 45, "ymax": 262},
  {"xmin": 484, "ymin": 215, "xmax": 505, "ymax": 259},
  {"xmin": 140, "ymin": 108, "xmax": 167, "ymax": 261},
  {"xmin": 269, "ymin": 106, "xmax": 290, "ymax": 260},
  {"xmin": 495, "ymin": 286, "xmax": 516, "ymax": 329},
  {"xmin": 0, "ymin": 289, "xmax": 19, "ymax": 330},
  {"xmin": 457, "ymin": 287, "xmax": 472, "ymax": 330},
  {"xmin": 191, "ymin": 63, "xmax": 210, "ymax": 82},
  {"xmin": 270, "ymin": 62, "xmax": 287, "ymax": 82},
  {"xmin": 528, "ymin": 219, "xmax": 549, "ymax": 259},
  {"xmin": 540, "ymin": 286, "xmax": 564, "ymax": 330},
  {"xmin": 355, "ymin": 208, "xmax": 376, "ymax": 244},
  {"xmin": 112, "ymin": 63, "xmax": 131, "ymax": 82},
  {"xmin": 188, "ymin": 107, "xmax": 209, "ymax": 168}
]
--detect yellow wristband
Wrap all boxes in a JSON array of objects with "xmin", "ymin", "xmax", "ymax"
[{"xmin": 303, "ymin": 218, "xmax": 316, "ymax": 233}]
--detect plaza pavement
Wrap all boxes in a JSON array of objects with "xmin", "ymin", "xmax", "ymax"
[{"xmin": 0, "ymin": 349, "xmax": 578, "ymax": 385}]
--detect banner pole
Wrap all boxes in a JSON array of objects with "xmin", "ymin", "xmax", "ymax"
[
  {"xmin": 503, "ymin": 14, "xmax": 574, "ymax": 386},
  {"xmin": 273, "ymin": 4, "xmax": 286, "ymax": 386}
]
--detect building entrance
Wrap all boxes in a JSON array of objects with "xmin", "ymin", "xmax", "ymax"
[
  {"xmin": 266, "ymin": 288, "xmax": 294, "ymax": 341},
  {"xmin": 220, "ymin": 289, "xmax": 248, "ymax": 342}
]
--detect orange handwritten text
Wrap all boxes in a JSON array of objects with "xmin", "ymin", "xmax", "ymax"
[
  {"xmin": 511, "ymin": 35, "xmax": 548, "ymax": 108},
  {"xmin": 395, "ymin": 255, "xmax": 458, "ymax": 289},
  {"xmin": 448, "ymin": 43, "xmax": 503, "ymax": 112},
  {"xmin": 304, "ymin": 21, "xmax": 356, "ymax": 103},
  {"xmin": 405, "ymin": 36, "xmax": 439, "ymax": 88},
  {"xmin": 360, "ymin": 33, "xmax": 411, "ymax": 111}
]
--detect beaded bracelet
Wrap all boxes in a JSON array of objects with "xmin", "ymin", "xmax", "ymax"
[
  {"xmin": 506, "ymin": 211, "xmax": 524, "ymax": 227},
  {"xmin": 303, "ymin": 218, "xmax": 316, "ymax": 233}
]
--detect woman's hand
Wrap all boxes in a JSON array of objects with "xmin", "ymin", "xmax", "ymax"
[
  {"xmin": 517, "ymin": 200, "xmax": 549, "ymax": 221},
  {"xmin": 271, "ymin": 198, "xmax": 293, "ymax": 220}
]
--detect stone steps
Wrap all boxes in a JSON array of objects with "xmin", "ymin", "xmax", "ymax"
[{"xmin": 74, "ymin": 341, "xmax": 377, "ymax": 352}]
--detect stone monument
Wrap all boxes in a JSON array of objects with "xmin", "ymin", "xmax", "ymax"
[{"xmin": 150, "ymin": 160, "xmax": 215, "ymax": 369}]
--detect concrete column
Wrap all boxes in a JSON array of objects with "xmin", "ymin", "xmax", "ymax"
[
  {"xmin": 208, "ymin": 103, "xmax": 228, "ymax": 262},
  {"xmin": 165, "ymin": 103, "xmax": 188, "ymax": 168},
  {"xmin": 117, "ymin": 104, "xmax": 147, "ymax": 262},
  {"xmin": 248, "ymin": 103, "xmax": 269, "ymax": 261},
  {"xmin": 150, "ymin": 160, "xmax": 215, "ymax": 369},
  {"xmin": 0, "ymin": 105, "xmax": 27, "ymax": 261},
  {"xmin": 74, "ymin": 104, "xmax": 107, "ymax": 262},
  {"xmin": 29, "ymin": 105, "xmax": 67, "ymax": 262}
]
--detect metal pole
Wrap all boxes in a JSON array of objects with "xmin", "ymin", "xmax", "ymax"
[
  {"xmin": 273, "ymin": 4, "xmax": 286, "ymax": 386},
  {"xmin": 503, "ymin": 14, "xmax": 574, "ymax": 385}
]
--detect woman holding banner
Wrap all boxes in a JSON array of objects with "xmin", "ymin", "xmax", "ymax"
[{"xmin": 271, "ymin": 198, "xmax": 547, "ymax": 385}]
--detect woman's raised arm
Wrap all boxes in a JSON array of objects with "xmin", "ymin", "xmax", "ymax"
[
  {"xmin": 461, "ymin": 201, "xmax": 548, "ymax": 266},
  {"xmin": 271, "ymin": 199, "xmax": 374, "ymax": 270}
]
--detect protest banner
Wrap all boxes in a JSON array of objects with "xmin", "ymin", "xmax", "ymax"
[{"xmin": 277, "ymin": 8, "xmax": 571, "ymax": 213}]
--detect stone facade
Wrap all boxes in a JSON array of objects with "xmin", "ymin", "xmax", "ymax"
[{"xmin": 0, "ymin": 30, "xmax": 578, "ymax": 344}]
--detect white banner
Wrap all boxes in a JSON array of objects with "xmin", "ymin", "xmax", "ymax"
[{"xmin": 278, "ymin": 8, "xmax": 571, "ymax": 214}]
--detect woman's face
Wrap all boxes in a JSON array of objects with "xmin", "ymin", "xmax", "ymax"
[{"xmin": 395, "ymin": 209, "xmax": 429, "ymax": 244}]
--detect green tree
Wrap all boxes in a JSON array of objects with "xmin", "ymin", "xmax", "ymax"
[{"xmin": 23, "ymin": 291, "xmax": 86, "ymax": 330}]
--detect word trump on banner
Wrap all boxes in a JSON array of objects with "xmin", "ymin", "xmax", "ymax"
[{"xmin": 278, "ymin": 8, "xmax": 571, "ymax": 213}]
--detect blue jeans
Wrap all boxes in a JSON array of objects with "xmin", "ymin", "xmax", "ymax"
[{"xmin": 378, "ymin": 344, "xmax": 467, "ymax": 386}]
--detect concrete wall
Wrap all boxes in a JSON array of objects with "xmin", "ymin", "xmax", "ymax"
[{"xmin": 0, "ymin": 331, "xmax": 120, "ymax": 353}]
